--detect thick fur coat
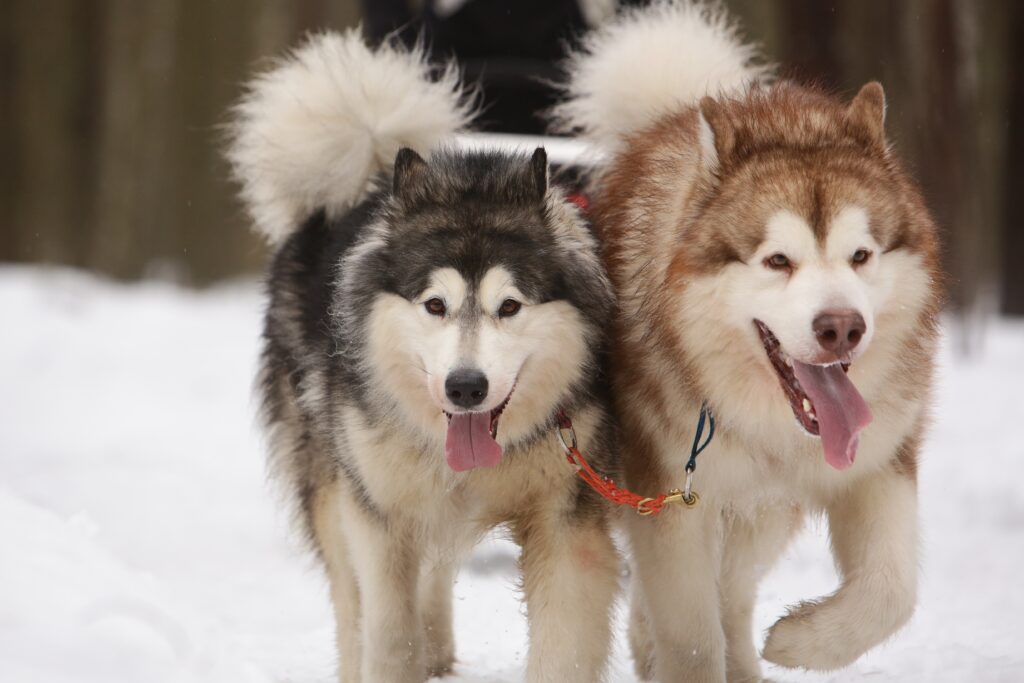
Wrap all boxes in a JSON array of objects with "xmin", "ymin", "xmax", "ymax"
[
  {"xmin": 228, "ymin": 31, "xmax": 621, "ymax": 683},
  {"xmin": 554, "ymin": 2, "xmax": 942, "ymax": 681}
]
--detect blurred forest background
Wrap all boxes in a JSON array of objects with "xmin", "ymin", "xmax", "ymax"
[{"xmin": 2, "ymin": 0, "xmax": 1023, "ymax": 321}]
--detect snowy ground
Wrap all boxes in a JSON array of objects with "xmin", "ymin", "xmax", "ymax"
[{"xmin": 1, "ymin": 265, "xmax": 1022, "ymax": 683}]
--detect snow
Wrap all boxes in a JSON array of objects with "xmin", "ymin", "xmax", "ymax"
[{"xmin": 1, "ymin": 265, "xmax": 1022, "ymax": 682}]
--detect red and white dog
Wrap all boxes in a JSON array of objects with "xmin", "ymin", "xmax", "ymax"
[{"xmin": 554, "ymin": 2, "xmax": 943, "ymax": 680}]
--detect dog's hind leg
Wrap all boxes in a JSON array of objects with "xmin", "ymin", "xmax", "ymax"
[
  {"xmin": 720, "ymin": 507, "xmax": 802, "ymax": 682},
  {"xmin": 419, "ymin": 558, "xmax": 457, "ymax": 677},
  {"xmin": 313, "ymin": 485, "xmax": 364, "ymax": 683},
  {"xmin": 763, "ymin": 460, "xmax": 918, "ymax": 670},
  {"xmin": 517, "ymin": 515, "xmax": 619, "ymax": 683}
]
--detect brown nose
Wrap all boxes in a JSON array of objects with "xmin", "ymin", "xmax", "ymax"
[{"xmin": 813, "ymin": 310, "xmax": 866, "ymax": 357}]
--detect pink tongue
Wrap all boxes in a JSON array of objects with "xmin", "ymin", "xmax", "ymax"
[
  {"xmin": 445, "ymin": 412, "xmax": 503, "ymax": 472},
  {"xmin": 792, "ymin": 361, "xmax": 873, "ymax": 470}
]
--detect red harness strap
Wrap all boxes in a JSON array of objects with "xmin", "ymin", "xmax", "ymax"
[{"xmin": 556, "ymin": 412, "xmax": 697, "ymax": 516}]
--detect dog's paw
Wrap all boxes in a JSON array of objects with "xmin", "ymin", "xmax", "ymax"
[
  {"xmin": 763, "ymin": 585, "xmax": 915, "ymax": 672},
  {"xmin": 425, "ymin": 648, "xmax": 455, "ymax": 678},
  {"xmin": 726, "ymin": 661, "xmax": 764, "ymax": 683},
  {"xmin": 424, "ymin": 625, "xmax": 454, "ymax": 678},
  {"xmin": 762, "ymin": 603, "xmax": 849, "ymax": 671},
  {"xmin": 762, "ymin": 613, "xmax": 811, "ymax": 669},
  {"xmin": 426, "ymin": 658, "xmax": 454, "ymax": 679}
]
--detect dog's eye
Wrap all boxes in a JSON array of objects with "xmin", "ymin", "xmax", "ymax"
[
  {"xmin": 498, "ymin": 299, "xmax": 522, "ymax": 318},
  {"xmin": 851, "ymin": 248, "xmax": 872, "ymax": 266},
  {"xmin": 424, "ymin": 298, "xmax": 446, "ymax": 316},
  {"xmin": 764, "ymin": 253, "xmax": 791, "ymax": 271}
]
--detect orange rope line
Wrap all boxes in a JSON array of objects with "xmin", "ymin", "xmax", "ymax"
[
  {"xmin": 557, "ymin": 412, "xmax": 694, "ymax": 516},
  {"xmin": 564, "ymin": 444, "xmax": 671, "ymax": 515}
]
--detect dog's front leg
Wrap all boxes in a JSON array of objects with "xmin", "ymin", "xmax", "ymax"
[
  {"xmin": 312, "ymin": 485, "xmax": 364, "ymax": 683},
  {"xmin": 343, "ymin": 504, "xmax": 426, "ymax": 683},
  {"xmin": 517, "ymin": 516, "xmax": 619, "ymax": 683},
  {"xmin": 419, "ymin": 559, "xmax": 457, "ymax": 677},
  {"xmin": 763, "ymin": 461, "xmax": 918, "ymax": 670},
  {"xmin": 720, "ymin": 506, "xmax": 802, "ymax": 682},
  {"xmin": 628, "ymin": 505, "xmax": 726, "ymax": 683}
]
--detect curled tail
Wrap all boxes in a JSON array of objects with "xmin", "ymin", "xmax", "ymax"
[
  {"xmin": 227, "ymin": 30, "xmax": 475, "ymax": 243},
  {"xmin": 550, "ymin": 0, "xmax": 770, "ymax": 151}
]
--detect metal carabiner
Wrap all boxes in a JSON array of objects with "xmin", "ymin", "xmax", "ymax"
[
  {"xmin": 556, "ymin": 422, "xmax": 578, "ymax": 454},
  {"xmin": 682, "ymin": 469, "xmax": 697, "ymax": 506}
]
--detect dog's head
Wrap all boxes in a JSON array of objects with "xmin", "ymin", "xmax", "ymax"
[
  {"xmin": 670, "ymin": 83, "xmax": 941, "ymax": 468},
  {"xmin": 345, "ymin": 147, "xmax": 612, "ymax": 472}
]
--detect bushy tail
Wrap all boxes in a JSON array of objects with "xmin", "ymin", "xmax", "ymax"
[
  {"xmin": 227, "ymin": 30, "xmax": 475, "ymax": 244},
  {"xmin": 550, "ymin": 0, "xmax": 769, "ymax": 150}
]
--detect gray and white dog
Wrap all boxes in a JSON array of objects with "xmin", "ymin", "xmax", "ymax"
[{"xmin": 228, "ymin": 31, "xmax": 620, "ymax": 682}]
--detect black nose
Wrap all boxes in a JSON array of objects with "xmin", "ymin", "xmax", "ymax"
[
  {"xmin": 813, "ymin": 309, "xmax": 867, "ymax": 357},
  {"xmin": 445, "ymin": 369, "xmax": 489, "ymax": 409}
]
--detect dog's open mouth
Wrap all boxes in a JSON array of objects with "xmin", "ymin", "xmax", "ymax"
[
  {"xmin": 442, "ymin": 389, "xmax": 513, "ymax": 472},
  {"xmin": 754, "ymin": 320, "xmax": 872, "ymax": 470}
]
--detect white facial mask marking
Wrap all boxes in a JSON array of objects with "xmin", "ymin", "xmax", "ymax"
[
  {"xmin": 826, "ymin": 206, "xmax": 874, "ymax": 263},
  {"xmin": 364, "ymin": 265, "xmax": 591, "ymax": 445},
  {"xmin": 741, "ymin": 206, "xmax": 877, "ymax": 363},
  {"xmin": 402, "ymin": 266, "xmax": 533, "ymax": 415},
  {"xmin": 758, "ymin": 210, "xmax": 816, "ymax": 267},
  {"xmin": 478, "ymin": 266, "xmax": 525, "ymax": 314},
  {"xmin": 467, "ymin": 267, "xmax": 529, "ymax": 412},
  {"xmin": 421, "ymin": 267, "xmax": 467, "ymax": 314}
]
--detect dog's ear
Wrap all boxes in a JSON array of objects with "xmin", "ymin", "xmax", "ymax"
[
  {"xmin": 530, "ymin": 147, "xmax": 548, "ymax": 201},
  {"xmin": 698, "ymin": 97, "xmax": 735, "ymax": 175},
  {"xmin": 393, "ymin": 147, "xmax": 429, "ymax": 202},
  {"xmin": 846, "ymin": 82, "xmax": 887, "ymax": 150}
]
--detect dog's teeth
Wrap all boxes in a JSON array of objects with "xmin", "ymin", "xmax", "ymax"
[
  {"xmin": 784, "ymin": 356, "xmax": 792, "ymax": 367},
  {"xmin": 802, "ymin": 398, "xmax": 813, "ymax": 413}
]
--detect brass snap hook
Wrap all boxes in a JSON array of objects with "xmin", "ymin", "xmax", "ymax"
[{"xmin": 636, "ymin": 497, "xmax": 656, "ymax": 516}]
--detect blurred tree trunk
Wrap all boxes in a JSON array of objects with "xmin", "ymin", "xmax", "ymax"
[
  {"xmin": 91, "ymin": 0, "xmax": 181, "ymax": 279},
  {"xmin": 172, "ymin": 0, "xmax": 270, "ymax": 283},
  {"xmin": 903, "ymin": 0, "xmax": 985, "ymax": 319},
  {"xmin": 776, "ymin": 0, "xmax": 841, "ymax": 87},
  {"xmin": 1002, "ymin": 2, "xmax": 1024, "ymax": 315},
  {"xmin": 1, "ymin": 0, "xmax": 360, "ymax": 285},
  {"xmin": 0, "ymin": 0, "xmax": 15, "ymax": 259},
  {"xmin": 168, "ymin": 0, "xmax": 358, "ymax": 283},
  {"xmin": 0, "ymin": 0, "xmax": 1017, "ymax": 302},
  {"xmin": 4, "ymin": 1, "xmax": 101, "ymax": 267}
]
